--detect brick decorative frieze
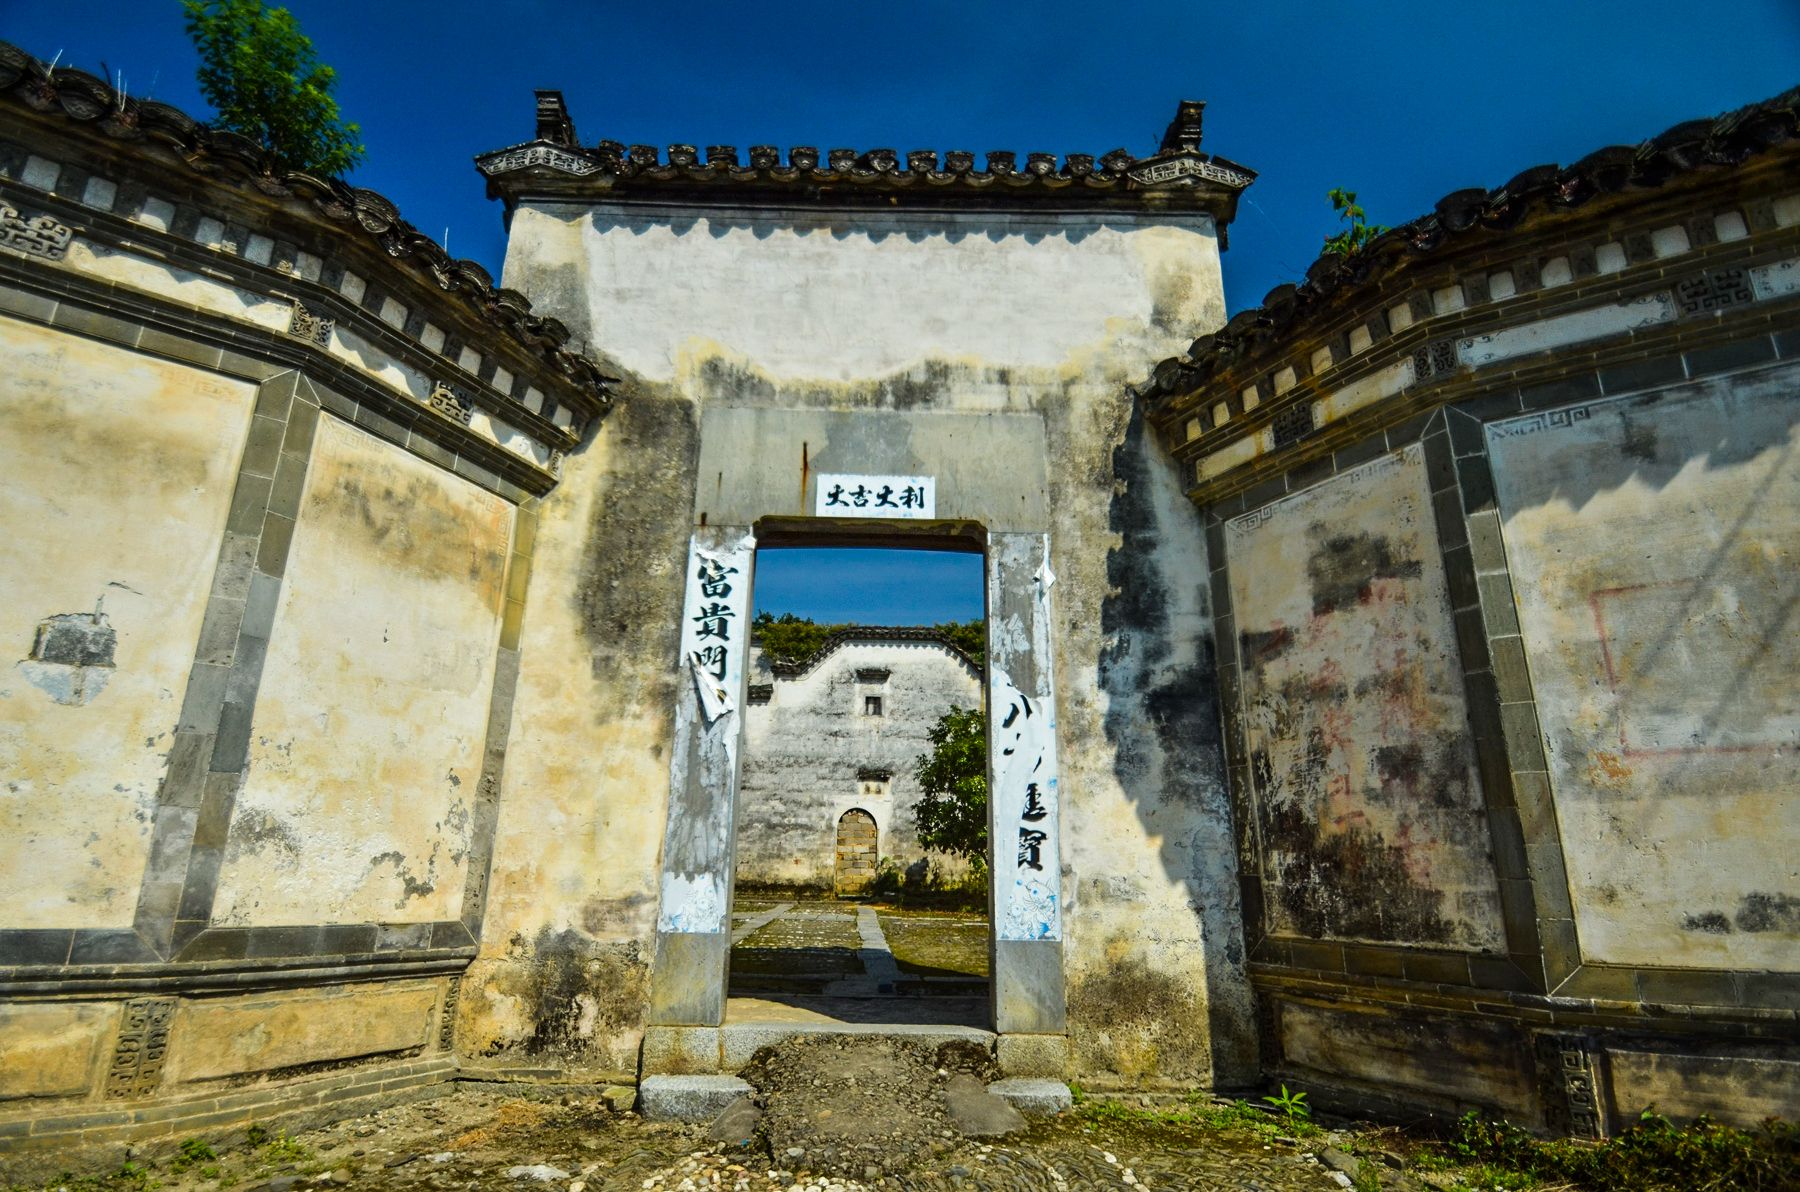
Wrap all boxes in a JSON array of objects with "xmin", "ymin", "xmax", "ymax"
[
  {"xmin": 104, "ymin": 997, "xmax": 175, "ymax": 1100},
  {"xmin": 1488, "ymin": 405, "xmax": 1595, "ymax": 440},
  {"xmin": 439, "ymin": 976, "xmax": 461, "ymax": 1051},
  {"xmin": 1536, "ymin": 1034, "xmax": 1604, "ymax": 1139},
  {"xmin": 1411, "ymin": 337, "xmax": 1458, "ymax": 381},
  {"xmin": 287, "ymin": 299, "xmax": 335, "ymax": 348},
  {"xmin": 428, "ymin": 382, "xmax": 476, "ymax": 427},
  {"xmin": 1269, "ymin": 401, "xmax": 1315, "ymax": 450},
  {"xmin": 0, "ymin": 202, "xmax": 73, "ymax": 260},
  {"xmin": 479, "ymin": 145, "xmax": 602, "ymax": 177},
  {"xmin": 1674, "ymin": 268, "xmax": 1755, "ymax": 316}
]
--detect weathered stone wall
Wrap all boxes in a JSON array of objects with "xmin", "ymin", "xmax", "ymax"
[
  {"xmin": 1224, "ymin": 445, "xmax": 1501, "ymax": 952},
  {"xmin": 477, "ymin": 197, "xmax": 1258, "ymax": 1085},
  {"xmin": 209, "ymin": 418, "xmax": 512, "ymax": 927},
  {"xmin": 1488, "ymin": 370, "xmax": 1799, "ymax": 972},
  {"xmin": 737, "ymin": 637, "xmax": 982, "ymax": 890},
  {"xmin": 0, "ymin": 65, "xmax": 601, "ymax": 1167},
  {"xmin": 1149, "ymin": 142, "xmax": 1800, "ymax": 1131},
  {"xmin": 1, "ymin": 318, "xmax": 255, "ymax": 929}
]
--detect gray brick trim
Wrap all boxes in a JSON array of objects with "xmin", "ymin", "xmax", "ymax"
[
  {"xmin": 0, "ymin": 173, "xmax": 590, "ymax": 444},
  {"xmin": 131, "ymin": 371, "xmax": 318, "ymax": 957},
  {"xmin": 0, "ymin": 252, "xmax": 554, "ymax": 502}
]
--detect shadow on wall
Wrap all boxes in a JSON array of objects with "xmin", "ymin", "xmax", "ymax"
[
  {"xmin": 603, "ymin": 208, "xmax": 1120, "ymax": 248},
  {"xmin": 1483, "ymin": 376, "xmax": 1799, "ymax": 970},
  {"xmin": 1087, "ymin": 398, "xmax": 1255, "ymax": 1087}
]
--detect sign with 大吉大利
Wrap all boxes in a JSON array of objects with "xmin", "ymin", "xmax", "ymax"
[{"xmin": 814, "ymin": 474, "xmax": 935, "ymax": 519}]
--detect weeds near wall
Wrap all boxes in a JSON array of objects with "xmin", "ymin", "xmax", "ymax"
[
  {"xmin": 1065, "ymin": 1088, "xmax": 1796, "ymax": 1192},
  {"xmin": 1263, "ymin": 1082, "xmax": 1311, "ymax": 1127},
  {"xmin": 1414, "ymin": 1109, "xmax": 1799, "ymax": 1192}
]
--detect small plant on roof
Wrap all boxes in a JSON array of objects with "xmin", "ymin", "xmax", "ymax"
[{"xmin": 1322, "ymin": 188, "xmax": 1389, "ymax": 256}]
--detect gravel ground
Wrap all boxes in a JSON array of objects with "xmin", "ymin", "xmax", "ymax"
[{"xmin": 6, "ymin": 1081, "xmax": 1360, "ymax": 1192}]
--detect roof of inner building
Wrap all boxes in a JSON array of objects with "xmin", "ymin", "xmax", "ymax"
[{"xmin": 762, "ymin": 626, "xmax": 983, "ymax": 680}]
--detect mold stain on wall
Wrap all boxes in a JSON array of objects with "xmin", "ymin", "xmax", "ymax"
[
  {"xmin": 1083, "ymin": 400, "xmax": 1256, "ymax": 1085},
  {"xmin": 210, "ymin": 417, "xmax": 510, "ymax": 927},
  {"xmin": 464, "ymin": 389, "xmax": 699, "ymax": 1069},
  {"xmin": 0, "ymin": 317, "xmax": 255, "ymax": 928},
  {"xmin": 1226, "ymin": 445, "xmax": 1504, "ymax": 952}
]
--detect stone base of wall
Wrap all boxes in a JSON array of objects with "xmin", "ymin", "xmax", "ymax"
[
  {"xmin": 0, "ymin": 1055, "xmax": 454, "ymax": 1181},
  {"xmin": 1259, "ymin": 987, "xmax": 1799, "ymax": 1137},
  {"xmin": 0, "ymin": 974, "xmax": 465, "ymax": 1176}
]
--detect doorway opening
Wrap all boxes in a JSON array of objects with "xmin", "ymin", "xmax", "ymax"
[{"xmin": 728, "ymin": 540, "xmax": 991, "ymax": 1029}]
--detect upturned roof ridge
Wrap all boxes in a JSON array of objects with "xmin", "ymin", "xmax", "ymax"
[{"xmin": 478, "ymin": 94, "xmax": 1255, "ymax": 221}]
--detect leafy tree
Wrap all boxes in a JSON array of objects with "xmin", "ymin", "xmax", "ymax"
[
  {"xmin": 183, "ymin": 0, "xmax": 365, "ymax": 176},
  {"xmin": 932, "ymin": 619, "xmax": 986, "ymax": 669},
  {"xmin": 1321, "ymin": 187, "xmax": 1388, "ymax": 256},
  {"xmin": 752, "ymin": 612, "xmax": 986, "ymax": 669},
  {"xmin": 912, "ymin": 706, "xmax": 989, "ymax": 865},
  {"xmin": 751, "ymin": 612, "xmax": 846, "ymax": 668}
]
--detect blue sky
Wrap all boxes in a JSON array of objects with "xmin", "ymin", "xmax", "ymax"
[
  {"xmin": 754, "ymin": 548, "xmax": 984, "ymax": 623},
  {"xmin": 8, "ymin": 2, "xmax": 1795, "ymax": 313},
  {"xmin": 7, "ymin": 2, "xmax": 1796, "ymax": 622}
]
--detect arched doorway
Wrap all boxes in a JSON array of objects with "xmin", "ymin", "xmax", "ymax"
[{"xmin": 834, "ymin": 808, "xmax": 878, "ymax": 897}]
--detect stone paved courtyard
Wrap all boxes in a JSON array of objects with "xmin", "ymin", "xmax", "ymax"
[{"xmin": 727, "ymin": 900, "xmax": 991, "ymax": 1029}]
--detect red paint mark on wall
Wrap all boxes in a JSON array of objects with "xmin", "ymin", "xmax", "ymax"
[{"xmin": 1587, "ymin": 580, "xmax": 1794, "ymax": 758}]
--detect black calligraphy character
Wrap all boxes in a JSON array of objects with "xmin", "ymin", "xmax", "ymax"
[
  {"xmin": 824, "ymin": 483, "xmax": 847, "ymax": 507},
  {"xmin": 1017, "ymin": 827, "xmax": 1047, "ymax": 871},
  {"xmin": 693, "ymin": 603, "xmax": 733, "ymax": 641},
  {"xmin": 693, "ymin": 644, "xmax": 728, "ymax": 681},
  {"xmin": 1021, "ymin": 782, "xmax": 1047, "ymax": 822},
  {"xmin": 697, "ymin": 557, "xmax": 737, "ymax": 598},
  {"xmin": 849, "ymin": 484, "xmax": 870, "ymax": 508},
  {"xmin": 874, "ymin": 484, "xmax": 898, "ymax": 508},
  {"xmin": 899, "ymin": 485, "xmax": 923, "ymax": 509},
  {"xmin": 998, "ymin": 694, "xmax": 1033, "ymax": 756}
]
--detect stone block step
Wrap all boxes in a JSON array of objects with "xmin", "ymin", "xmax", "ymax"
[
  {"xmin": 988, "ymin": 1077, "xmax": 1073, "ymax": 1116},
  {"xmin": 638, "ymin": 1074, "xmax": 754, "ymax": 1122}
]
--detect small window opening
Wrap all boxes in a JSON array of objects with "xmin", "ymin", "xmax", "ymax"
[{"xmin": 864, "ymin": 694, "xmax": 883, "ymax": 717}]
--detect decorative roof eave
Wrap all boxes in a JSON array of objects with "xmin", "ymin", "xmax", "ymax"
[
  {"xmin": 760, "ymin": 626, "xmax": 983, "ymax": 679},
  {"xmin": 1138, "ymin": 83, "xmax": 1800, "ymax": 409},
  {"xmin": 0, "ymin": 42, "xmax": 615, "ymax": 422},
  {"xmin": 476, "ymin": 96, "xmax": 1255, "ymax": 226}
]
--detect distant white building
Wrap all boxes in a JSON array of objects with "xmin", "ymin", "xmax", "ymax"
[{"xmin": 737, "ymin": 628, "xmax": 983, "ymax": 894}]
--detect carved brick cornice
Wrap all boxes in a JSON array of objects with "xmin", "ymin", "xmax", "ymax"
[
  {"xmin": 0, "ymin": 41, "xmax": 614, "ymax": 419},
  {"xmin": 478, "ymin": 97, "xmax": 1255, "ymax": 223},
  {"xmin": 1139, "ymin": 84, "xmax": 1800, "ymax": 407}
]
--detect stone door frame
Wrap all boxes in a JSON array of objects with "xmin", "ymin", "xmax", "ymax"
[{"xmin": 643, "ymin": 515, "xmax": 1069, "ymax": 1074}]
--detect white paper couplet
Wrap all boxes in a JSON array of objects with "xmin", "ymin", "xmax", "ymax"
[
  {"xmin": 676, "ymin": 537, "xmax": 754, "ymax": 723},
  {"xmin": 815, "ymin": 473, "xmax": 936, "ymax": 519},
  {"xmin": 659, "ymin": 534, "xmax": 755, "ymax": 936},
  {"xmin": 990, "ymin": 664, "xmax": 1062, "ymax": 941}
]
